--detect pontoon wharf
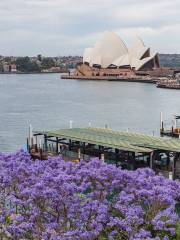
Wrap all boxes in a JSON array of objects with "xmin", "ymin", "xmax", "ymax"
[
  {"xmin": 160, "ymin": 115, "xmax": 180, "ymax": 138},
  {"xmin": 28, "ymin": 127, "xmax": 180, "ymax": 180}
]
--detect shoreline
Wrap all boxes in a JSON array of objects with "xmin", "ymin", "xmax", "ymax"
[
  {"xmin": 0, "ymin": 71, "xmax": 69, "ymax": 75},
  {"xmin": 61, "ymin": 74, "xmax": 157, "ymax": 83}
]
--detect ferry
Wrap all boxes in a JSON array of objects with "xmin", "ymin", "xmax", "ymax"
[{"xmin": 156, "ymin": 79, "xmax": 180, "ymax": 89}]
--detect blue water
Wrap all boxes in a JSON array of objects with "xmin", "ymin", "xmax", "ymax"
[{"xmin": 0, "ymin": 73, "xmax": 180, "ymax": 152}]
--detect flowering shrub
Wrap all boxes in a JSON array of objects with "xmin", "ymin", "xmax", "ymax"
[{"xmin": 0, "ymin": 150, "xmax": 180, "ymax": 240}]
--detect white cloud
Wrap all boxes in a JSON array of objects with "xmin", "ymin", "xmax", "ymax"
[{"xmin": 0, "ymin": 0, "xmax": 179, "ymax": 55}]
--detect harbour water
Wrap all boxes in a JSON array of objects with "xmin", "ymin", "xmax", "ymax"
[{"xmin": 0, "ymin": 73, "xmax": 180, "ymax": 152}]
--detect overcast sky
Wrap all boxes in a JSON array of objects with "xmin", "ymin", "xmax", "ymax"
[{"xmin": 0, "ymin": 0, "xmax": 179, "ymax": 56}]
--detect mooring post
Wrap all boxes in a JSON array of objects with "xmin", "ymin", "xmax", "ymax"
[
  {"xmin": 29, "ymin": 124, "xmax": 33, "ymax": 148},
  {"xmin": 78, "ymin": 148, "xmax": 81, "ymax": 160},
  {"xmin": 98, "ymin": 146, "xmax": 101, "ymax": 159},
  {"xmin": 101, "ymin": 146, "xmax": 105, "ymax": 162},
  {"xmin": 132, "ymin": 152, "xmax": 136, "ymax": 170},
  {"xmin": 160, "ymin": 112, "xmax": 165, "ymax": 135},
  {"xmin": 39, "ymin": 139, "xmax": 42, "ymax": 151},
  {"xmin": 27, "ymin": 138, "xmax": 29, "ymax": 153},
  {"xmin": 69, "ymin": 139, "xmax": 72, "ymax": 151},
  {"xmin": 83, "ymin": 142, "xmax": 85, "ymax": 155},
  {"xmin": 101, "ymin": 153, "xmax": 105, "ymax": 163},
  {"xmin": 162, "ymin": 121, "xmax": 164, "ymax": 134},
  {"xmin": 174, "ymin": 117, "xmax": 177, "ymax": 129},
  {"xmin": 56, "ymin": 137, "xmax": 59, "ymax": 154},
  {"xmin": 44, "ymin": 135, "xmax": 47, "ymax": 151},
  {"xmin": 150, "ymin": 151, "xmax": 154, "ymax": 169},
  {"xmin": 172, "ymin": 153, "xmax": 177, "ymax": 180},
  {"xmin": 167, "ymin": 152, "xmax": 170, "ymax": 170},
  {"xmin": 115, "ymin": 149, "xmax": 119, "ymax": 166},
  {"xmin": 35, "ymin": 135, "xmax": 38, "ymax": 151},
  {"xmin": 31, "ymin": 137, "xmax": 34, "ymax": 148},
  {"xmin": 160, "ymin": 112, "xmax": 162, "ymax": 133},
  {"xmin": 40, "ymin": 148, "xmax": 42, "ymax": 160}
]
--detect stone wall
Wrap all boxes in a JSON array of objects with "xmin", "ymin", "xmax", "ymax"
[
  {"xmin": 74, "ymin": 63, "xmax": 176, "ymax": 78},
  {"xmin": 75, "ymin": 63, "xmax": 135, "ymax": 77}
]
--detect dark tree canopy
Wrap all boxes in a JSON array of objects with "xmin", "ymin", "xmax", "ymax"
[
  {"xmin": 16, "ymin": 57, "xmax": 40, "ymax": 72},
  {"xmin": 41, "ymin": 57, "xmax": 55, "ymax": 69}
]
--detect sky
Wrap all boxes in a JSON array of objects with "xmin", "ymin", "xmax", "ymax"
[{"xmin": 0, "ymin": 0, "xmax": 180, "ymax": 56}]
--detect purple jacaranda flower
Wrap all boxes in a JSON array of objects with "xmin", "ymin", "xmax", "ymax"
[{"xmin": 0, "ymin": 150, "xmax": 179, "ymax": 239}]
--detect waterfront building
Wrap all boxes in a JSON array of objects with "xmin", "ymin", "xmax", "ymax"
[
  {"xmin": 10, "ymin": 64, "xmax": 17, "ymax": 73},
  {"xmin": 3, "ymin": 63, "xmax": 10, "ymax": 72},
  {"xmin": 30, "ymin": 127, "xmax": 180, "ymax": 180},
  {"xmin": 74, "ymin": 31, "xmax": 161, "ymax": 78}
]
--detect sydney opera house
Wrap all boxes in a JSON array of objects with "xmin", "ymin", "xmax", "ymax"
[{"xmin": 74, "ymin": 31, "xmax": 161, "ymax": 78}]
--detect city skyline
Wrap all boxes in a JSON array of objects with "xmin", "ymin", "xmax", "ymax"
[{"xmin": 0, "ymin": 0, "xmax": 180, "ymax": 56}]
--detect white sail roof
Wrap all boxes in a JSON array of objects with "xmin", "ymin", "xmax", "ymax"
[
  {"xmin": 83, "ymin": 31, "xmax": 128, "ymax": 68},
  {"xmin": 129, "ymin": 36, "xmax": 150, "ymax": 60},
  {"xmin": 132, "ymin": 36, "xmax": 145, "ymax": 48},
  {"xmin": 83, "ymin": 48, "xmax": 93, "ymax": 63},
  {"xmin": 112, "ymin": 54, "xmax": 130, "ymax": 67},
  {"xmin": 133, "ymin": 52, "xmax": 158, "ymax": 71},
  {"xmin": 83, "ymin": 31, "xmax": 159, "ymax": 70},
  {"xmin": 129, "ymin": 46, "xmax": 149, "ymax": 60}
]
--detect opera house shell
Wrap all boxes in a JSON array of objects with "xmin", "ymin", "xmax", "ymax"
[{"xmin": 83, "ymin": 31, "xmax": 160, "ymax": 71}]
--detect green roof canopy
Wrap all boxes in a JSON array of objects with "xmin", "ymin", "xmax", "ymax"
[{"xmin": 36, "ymin": 128, "xmax": 180, "ymax": 153}]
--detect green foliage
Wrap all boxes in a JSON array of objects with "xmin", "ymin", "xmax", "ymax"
[
  {"xmin": 16, "ymin": 57, "xmax": 40, "ymax": 72},
  {"xmin": 160, "ymin": 54, "xmax": 180, "ymax": 67},
  {"xmin": 176, "ymin": 203, "xmax": 180, "ymax": 217},
  {"xmin": 41, "ymin": 57, "xmax": 55, "ymax": 69},
  {"xmin": 176, "ymin": 221, "xmax": 180, "ymax": 239},
  {"xmin": 0, "ymin": 64, "xmax": 3, "ymax": 72},
  {"xmin": 37, "ymin": 54, "xmax": 42, "ymax": 62},
  {"xmin": 3, "ymin": 57, "xmax": 11, "ymax": 63},
  {"xmin": 5, "ymin": 215, "xmax": 11, "ymax": 225}
]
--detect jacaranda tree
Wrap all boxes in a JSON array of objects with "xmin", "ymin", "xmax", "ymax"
[{"xmin": 0, "ymin": 150, "xmax": 179, "ymax": 240}]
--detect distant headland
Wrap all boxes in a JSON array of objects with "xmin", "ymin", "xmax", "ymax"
[
  {"xmin": 0, "ymin": 55, "xmax": 82, "ymax": 74},
  {"xmin": 1, "ymin": 52, "xmax": 180, "ymax": 75}
]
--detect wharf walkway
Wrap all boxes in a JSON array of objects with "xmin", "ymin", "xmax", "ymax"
[
  {"xmin": 29, "ymin": 127, "xmax": 180, "ymax": 179},
  {"xmin": 61, "ymin": 75, "xmax": 157, "ymax": 83}
]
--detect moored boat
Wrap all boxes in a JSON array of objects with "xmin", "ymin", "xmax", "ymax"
[{"xmin": 156, "ymin": 79, "xmax": 180, "ymax": 89}]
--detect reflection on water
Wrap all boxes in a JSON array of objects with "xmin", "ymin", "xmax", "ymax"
[{"xmin": 0, "ymin": 73, "xmax": 180, "ymax": 152}]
